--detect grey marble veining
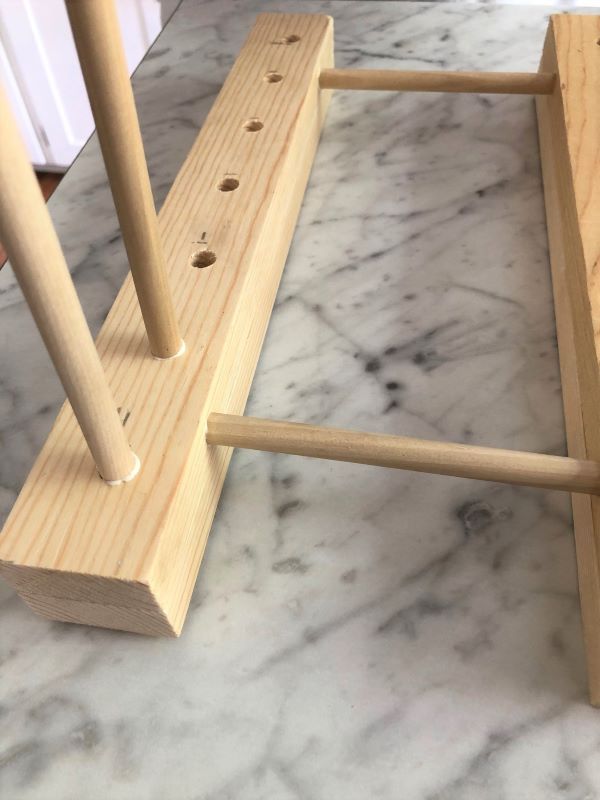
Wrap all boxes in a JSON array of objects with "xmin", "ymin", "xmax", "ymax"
[{"xmin": 2, "ymin": 2, "xmax": 600, "ymax": 798}]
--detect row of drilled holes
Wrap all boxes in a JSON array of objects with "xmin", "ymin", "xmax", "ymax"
[{"xmin": 191, "ymin": 34, "xmax": 300, "ymax": 270}]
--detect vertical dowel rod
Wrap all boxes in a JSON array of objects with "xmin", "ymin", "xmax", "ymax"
[
  {"xmin": 65, "ymin": 0, "xmax": 182, "ymax": 359},
  {"xmin": 0, "ymin": 85, "xmax": 137, "ymax": 483}
]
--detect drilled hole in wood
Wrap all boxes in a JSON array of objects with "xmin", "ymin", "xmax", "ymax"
[
  {"xmin": 218, "ymin": 177, "xmax": 239, "ymax": 192},
  {"xmin": 243, "ymin": 118, "xmax": 264, "ymax": 132},
  {"xmin": 264, "ymin": 71, "xmax": 283, "ymax": 83},
  {"xmin": 190, "ymin": 250, "xmax": 216, "ymax": 268},
  {"xmin": 274, "ymin": 34, "xmax": 300, "ymax": 44}
]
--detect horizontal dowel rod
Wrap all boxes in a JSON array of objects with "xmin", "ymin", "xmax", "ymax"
[
  {"xmin": 207, "ymin": 413, "xmax": 600, "ymax": 495},
  {"xmin": 319, "ymin": 68, "xmax": 556, "ymax": 95}
]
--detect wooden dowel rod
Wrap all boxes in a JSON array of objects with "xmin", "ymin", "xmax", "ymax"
[
  {"xmin": 207, "ymin": 413, "xmax": 600, "ymax": 495},
  {"xmin": 0, "ymin": 85, "xmax": 137, "ymax": 484},
  {"xmin": 319, "ymin": 68, "xmax": 556, "ymax": 95},
  {"xmin": 65, "ymin": 0, "xmax": 182, "ymax": 359}
]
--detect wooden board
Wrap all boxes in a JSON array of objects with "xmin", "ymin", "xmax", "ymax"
[
  {"xmin": 536, "ymin": 13, "xmax": 600, "ymax": 705},
  {"xmin": 0, "ymin": 13, "xmax": 334, "ymax": 635}
]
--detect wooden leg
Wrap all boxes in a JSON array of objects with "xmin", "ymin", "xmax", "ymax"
[
  {"xmin": 66, "ymin": 0, "xmax": 182, "ymax": 359},
  {"xmin": 0, "ymin": 85, "xmax": 137, "ymax": 484}
]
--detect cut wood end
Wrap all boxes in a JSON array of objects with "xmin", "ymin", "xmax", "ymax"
[{"xmin": 0, "ymin": 561, "xmax": 179, "ymax": 636}]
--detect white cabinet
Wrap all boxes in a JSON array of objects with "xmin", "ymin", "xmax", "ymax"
[{"xmin": 0, "ymin": 0, "xmax": 167, "ymax": 170}]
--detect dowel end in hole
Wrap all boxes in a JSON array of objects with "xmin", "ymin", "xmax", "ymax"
[
  {"xmin": 103, "ymin": 452, "xmax": 141, "ymax": 486},
  {"xmin": 152, "ymin": 339, "xmax": 186, "ymax": 361}
]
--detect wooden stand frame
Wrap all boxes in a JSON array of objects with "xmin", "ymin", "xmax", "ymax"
[
  {"xmin": 1, "ymin": 10, "xmax": 600, "ymax": 703},
  {"xmin": 0, "ymin": 13, "xmax": 334, "ymax": 636}
]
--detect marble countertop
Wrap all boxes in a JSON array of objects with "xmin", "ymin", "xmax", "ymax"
[{"xmin": 2, "ymin": 2, "xmax": 600, "ymax": 797}]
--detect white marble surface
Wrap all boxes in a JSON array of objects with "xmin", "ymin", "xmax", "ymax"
[{"xmin": 3, "ymin": 2, "xmax": 600, "ymax": 797}]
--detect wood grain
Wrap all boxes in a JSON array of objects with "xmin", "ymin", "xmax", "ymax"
[
  {"xmin": 536, "ymin": 14, "xmax": 600, "ymax": 705},
  {"xmin": 320, "ymin": 68, "xmax": 555, "ymax": 94},
  {"xmin": 66, "ymin": 0, "xmax": 182, "ymax": 359},
  {"xmin": 0, "ymin": 84, "xmax": 135, "ymax": 483},
  {"xmin": 0, "ymin": 13, "xmax": 334, "ymax": 635},
  {"xmin": 207, "ymin": 413, "xmax": 600, "ymax": 494}
]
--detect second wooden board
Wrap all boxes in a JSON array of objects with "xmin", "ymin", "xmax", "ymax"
[{"xmin": 536, "ymin": 13, "xmax": 600, "ymax": 705}]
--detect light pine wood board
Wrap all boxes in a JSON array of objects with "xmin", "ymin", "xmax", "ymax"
[
  {"xmin": 536, "ymin": 13, "xmax": 600, "ymax": 705},
  {"xmin": 0, "ymin": 13, "xmax": 334, "ymax": 635}
]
